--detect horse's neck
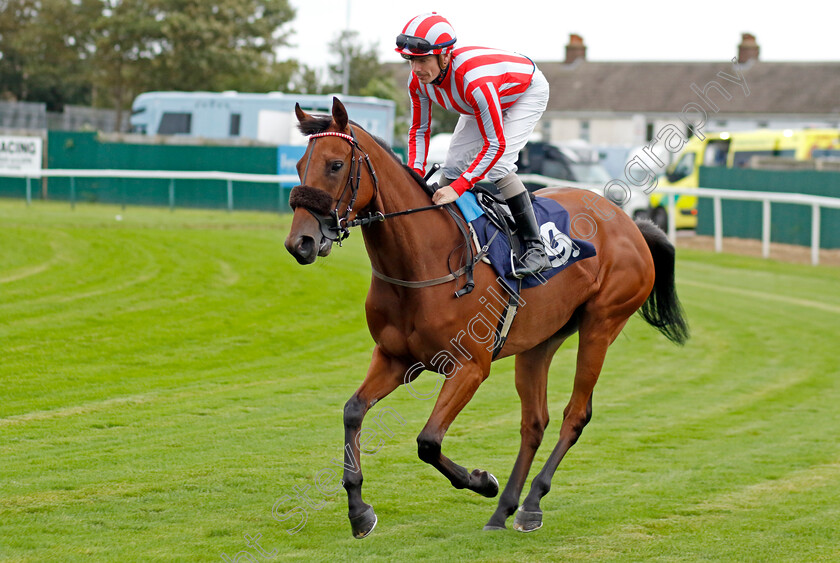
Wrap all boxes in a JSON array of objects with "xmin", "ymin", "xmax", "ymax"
[{"xmin": 361, "ymin": 164, "xmax": 460, "ymax": 281}]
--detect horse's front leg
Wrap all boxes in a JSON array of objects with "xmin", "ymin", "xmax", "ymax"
[
  {"xmin": 416, "ymin": 361, "xmax": 499, "ymax": 498},
  {"xmin": 343, "ymin": 345, "xmax": 407, "ymax": 539}
]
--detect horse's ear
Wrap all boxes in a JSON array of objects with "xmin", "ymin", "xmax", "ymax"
[
  {"xmin": 331, "ymin": 97, "xmax": 349, "ymax": 131},
  {"xmin": 295, "ymin": 103, "xmax": 311, "ymax": 124}
]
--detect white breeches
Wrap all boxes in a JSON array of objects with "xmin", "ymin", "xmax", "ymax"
[{"xmin": 441, "ymin": 68, "xmax": 549, "ymax": 183}]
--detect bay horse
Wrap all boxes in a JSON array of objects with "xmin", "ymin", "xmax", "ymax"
[{"xmin": 285, "ymin": 98, "xmax": 688, "ymax": 538}]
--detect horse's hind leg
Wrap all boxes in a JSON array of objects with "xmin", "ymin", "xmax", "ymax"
[
  {"xmin": 514, "ymin": 316, "xmax": 627, "ymax": 532},
  {"xmin": 415, "ymin": 361, "xmax": 499, "ymax": 498},
  {"xmin": 484, "ymin": 339, "xmax": 559, "ymax": 530}
]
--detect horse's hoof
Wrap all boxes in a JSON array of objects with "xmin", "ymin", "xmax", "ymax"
[
  {"xmin": 512, "ymin": 507, "xmax": 543, "ymax": 533},
  {"xmin": 349, "ymin": 506, "xmax": 377, "ymax": 539},
  {"xmin": 482, "ymin": 523, "xmax": 507, "ymax": 531},
  {"xmin": 471, "ymin": 469, "xmax": 499, "ymax": 498}
]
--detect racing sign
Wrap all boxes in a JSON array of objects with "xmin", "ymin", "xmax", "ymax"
[{"xmin": 0, "ymin": 136, "xmax": 43, "ymax": 174}]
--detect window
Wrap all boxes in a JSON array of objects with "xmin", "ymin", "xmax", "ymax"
[
  {"xmin": 667, "ymin": 153, "xmax": 695, "ymax": 182},
  {"xmin": 580, "ymin": 120, "xmax": 590, "ymax": 142},
  {"xmin": 813, "ymin": 149, "xmax": 840, "ymax": 158},
  {"xmin": 542, "ymin": 145, "xmax": 573, "ymax": 180},
  {"xmin": 703, "ymin": 140, "xmax": 730, "ymax": 166},
  {"xmin": 731, "ymin": 151, "xmax": 771, "ymax": 167},
  {"xmin": 157, "ymin": 112, "xmax": 192, "ymax": 134},
  {"xmin": 230, "ymin": 113, "xmax": 241, "ymax": 136},
  {"xmin": 542, "ymin": 159, "xmax": 573, "ymax": 180}
]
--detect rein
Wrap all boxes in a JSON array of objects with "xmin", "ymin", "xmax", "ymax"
[
  {"xmin": 290, "ymin": 129, "xmax": 480, "ymax": 296},
  {"xmin": 344, "ymin": 203, "xmax": 446, "ymax": 228}
]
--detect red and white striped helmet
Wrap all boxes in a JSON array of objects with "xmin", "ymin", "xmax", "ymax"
[{"xmin": 395, "ymin": 12, "xmax": 457, "ymax": 57}]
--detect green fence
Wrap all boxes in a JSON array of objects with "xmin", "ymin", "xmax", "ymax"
[
  {"xmin": 0, "ymin": 132, "xmax": 300, "ymax": 212},
  {"xmin": 697, "ymin": 167, "xmax": 840, "ymax": 249},
  {"xmin": 0, "ymin": 177, "xmax": 31, "ymax": 200}
]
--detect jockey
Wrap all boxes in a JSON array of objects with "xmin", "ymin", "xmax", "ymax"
[{"xmin": 396, "ymin": 12, "xmax": 552, "ymax": 278}]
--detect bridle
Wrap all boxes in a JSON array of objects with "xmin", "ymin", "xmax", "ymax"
[
  {"xmin": 291, "ymin": 128, "xmax": 448, "ymax": 245},
  {"xmin": 289, "ymin": 128, "xmax": 486, "ymax": 297},
  {"xmin": 293, "ymin": 130, "xmax": 379, "ymax": 244}
]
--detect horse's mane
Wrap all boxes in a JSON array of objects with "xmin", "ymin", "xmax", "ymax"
[{"xmin": 298, "ymin": 115, "xmax": 429, "ymax": 190}]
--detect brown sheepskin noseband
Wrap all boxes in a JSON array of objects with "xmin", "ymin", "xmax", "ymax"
[{"xmin": 288, "ymin": 185, "xmax": 335, "ymax": 216}]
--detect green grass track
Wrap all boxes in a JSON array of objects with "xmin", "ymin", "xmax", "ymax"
[{"xmin": 1, "ymin": 200, "xmax": 839, "ymax": 561}]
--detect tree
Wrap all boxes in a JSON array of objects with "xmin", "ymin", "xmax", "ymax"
[
  {"xmin": 0, "ymin": 0, "xmax": 300, "ymax": 118},
  {"xmin": 0, "ymin": 0, "xmax": 97, "ymax": 109},
  {"xmin": 284, "ymin": 64, "xmax": 326, "ymax": 95},
  {"xmin": 326, "ymin": 31, "xmax": 394, "ymax": 96},
  {"xmin": 146, "ymin": 0, "xmax": 295, "ymax": 91},
  {"xmin": 322, "ymin": 31, "xmax": 463, "ymax": 146},
  {"xmin": 88, "ymin": 0, "xmax": 162, "ymax": 125},
  {"xmin": 321, "ymin": 31, "xmax": 412, "ymax": 138},
  {"xmin": 88, "ymin": 0, "xmax": 297, "ymax": 124}
]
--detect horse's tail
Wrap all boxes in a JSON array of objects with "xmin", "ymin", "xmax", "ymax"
[{"xmin": 635, "ymin": 219, "xmax": 690, "ymax": 345}]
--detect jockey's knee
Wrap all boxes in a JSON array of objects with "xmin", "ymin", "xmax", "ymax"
[{"xmin": 494, "ymin": 172, "xmax": 527, "ymax": 199}]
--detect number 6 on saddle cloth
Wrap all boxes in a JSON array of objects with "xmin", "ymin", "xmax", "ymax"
[{"xmin": 456, "ymin": 187, "xmax": 597, "ymax": 294}]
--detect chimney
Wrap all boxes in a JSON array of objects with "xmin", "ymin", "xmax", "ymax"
[
  {"xmin": 738, "ymin": 33, "xmax": 759, "ymax": 63},
  {"xmin": 565, "ymin": 34, "xmax": 586, "ymax": 64}
]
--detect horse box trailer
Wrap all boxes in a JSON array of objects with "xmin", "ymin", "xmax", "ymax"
[{"xmin": 129, "ymin": 91, "xmax": 396, "ymax": 146}]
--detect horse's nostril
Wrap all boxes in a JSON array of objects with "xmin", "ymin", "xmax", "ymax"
[
  {"xmin": 286, "ymin": 235, "xmax": 317, "ymax": 264},
  {"xmin": 299, "ymin": 237, "xmax": 314, "ymax": 254}
]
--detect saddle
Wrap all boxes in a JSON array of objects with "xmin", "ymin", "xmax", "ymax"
[
  {"xmin": 469, "ymin": 186, "xmax": 521, "ymax": 245},
  {"xmin": 455, "ymin": 186, "xmax": 597, "ymax": 294},
  {"xmin": 396, "ymin": 179, "xmax": 596, "ymax": 358}
]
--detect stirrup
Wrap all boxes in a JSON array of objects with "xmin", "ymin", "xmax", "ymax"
[{"xmin": 510, "ymin": 243, "xmax": 552, "ymax": 279}]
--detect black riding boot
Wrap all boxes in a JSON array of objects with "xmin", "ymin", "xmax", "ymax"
[{"xmin": 506, "ymin": 191, "xmax": 552, "ymax": 278}]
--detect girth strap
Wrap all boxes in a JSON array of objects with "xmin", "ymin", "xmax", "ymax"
[
  {"xmin": 371, "ymin": 264, "xmax": 470, "ymax": 289},
  {"xmin": 370, "ymin": 230, "xmax": 499, "ymax": 292}
]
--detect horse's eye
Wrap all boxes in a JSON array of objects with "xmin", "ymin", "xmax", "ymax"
[{"xmin": 331, "ymin": 161, "xmax": 344, "ymax": 172}]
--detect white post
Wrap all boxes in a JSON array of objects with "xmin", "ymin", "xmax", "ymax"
[
  {"xmin": 667, "ymin": 194, "xmax": 677, "ymax": 245},
  {"xmin": 762, "ymin": 199, "xmax": 771, "ymax": 259},
  {"xmin": 713, "ymin": 196, "xmax": 723, "ymax": 253},
  {"xmin": 169, "ymin": 178, "xmax": 175, "ymax": 212},
  {"xmin": 227, "ymin": 179, "xmax": 233, "ymax": 212},
  {"xmin": 342, "ymin": 0, "xmax": 351, "ymax": 95},
  {"xmin": 811, "ymin": 204, "xmax": 820, "ymax": 266}
]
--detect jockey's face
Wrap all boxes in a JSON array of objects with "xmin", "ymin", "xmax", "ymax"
[{"xmin": 409, "ymin": 53, "xmax": 450, "ymax": 84}]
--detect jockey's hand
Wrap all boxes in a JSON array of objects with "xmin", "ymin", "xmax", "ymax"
[{"xmin": 432, "ymin": 186, "xmax": 459, "ymax": 205}]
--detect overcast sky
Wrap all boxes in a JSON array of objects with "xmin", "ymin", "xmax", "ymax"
[{"xmin": 276, "ymin": 0, "xmax": 839, "ymax": 72}]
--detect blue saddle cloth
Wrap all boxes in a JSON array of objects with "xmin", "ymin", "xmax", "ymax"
[{"xmin": 456, "ymin": 191, "xmax": 597, "ymax": 293}]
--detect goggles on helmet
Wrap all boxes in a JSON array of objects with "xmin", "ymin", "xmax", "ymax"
[{"xmin": 396, "ymin": 34, "xmax": 456, "ymax": 55}]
